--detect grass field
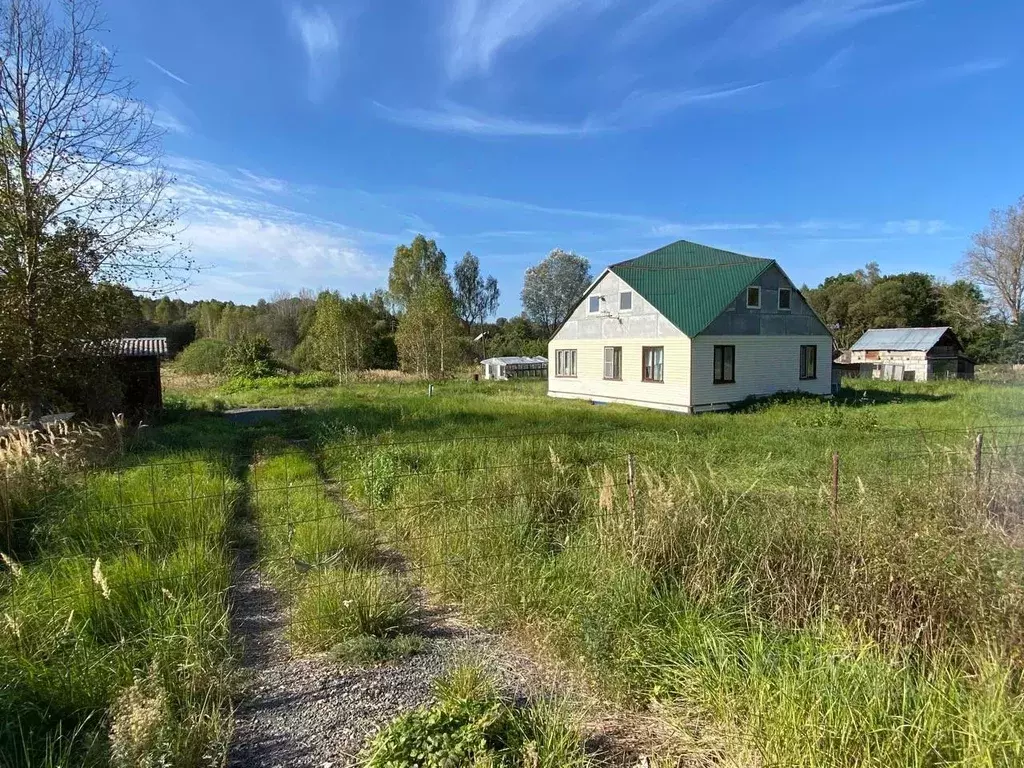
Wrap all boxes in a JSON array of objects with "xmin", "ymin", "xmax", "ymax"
[
  {"xmin": 0, "ymin": 415, "xmax": 242, "ymax": 767},
  {"xmin": 169, "ymin": 371, "xmax": 1024, "ymax": 767},
  {"xmin": 3, "ymin": 371, "xmax": 1022, "ymax": 766}
]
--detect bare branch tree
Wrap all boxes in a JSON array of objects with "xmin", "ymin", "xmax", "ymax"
[
  {"xmin": 0, "ymin": 0, "xmax": 186, "ymax": 408},
  {"xmin": 959, "ymin": 195, "xmax": 1024, "ymax": 324}
]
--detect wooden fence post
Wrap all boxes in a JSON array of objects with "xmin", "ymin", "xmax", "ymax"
[
  {"xmin": 831, "ymin": 451, "xmax": 840, "ymax": 519},
  {"xmin": 973, "ymin": 432, "xmax": 984, "ymax": 507},
  {"xmin": 626, "ymin": 454, "xmax": 638, "ymax": 559}
]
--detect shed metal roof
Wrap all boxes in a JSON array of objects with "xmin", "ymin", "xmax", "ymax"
[
  {"xmin": 609, "ymin": 240, "xmax": 773, "ymax": 337},
  {"xmin": 850, "ymin": 327, "xmax": 952, "ymax": 352},
  {"xmin": 106, "ymin": 337, "xmax": 169, "ymax": 357}
]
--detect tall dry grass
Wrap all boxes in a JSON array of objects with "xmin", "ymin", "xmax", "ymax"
[{"xmin": 326, "ymin": 426, "xmax": 1024, "ymax": 767}]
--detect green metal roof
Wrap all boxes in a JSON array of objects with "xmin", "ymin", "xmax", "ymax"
[{"xmin": 610, "ymin": 240, "xmax": 773, "ymax": 337}]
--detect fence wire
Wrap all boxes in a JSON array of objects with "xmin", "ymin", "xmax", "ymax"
[{"xmin": 2, "ymin": 422, "xmax": 1023, "ymax": 765}]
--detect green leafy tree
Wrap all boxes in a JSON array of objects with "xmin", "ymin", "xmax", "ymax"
[
  {"xmin": 388, "ymin": 235, "xmax": 448, "ymax": 310},
  {"xmin": 224, "ymin": 335, "xmax": 276, "ymax": 379},
  {"xmin": 395, "ymin": 277, "xmax": 461, "ymax": 376},
  {"xmin": 452, "ymin": 252, "xmax": 500, "ymax": 332},
  {"xmin": 0, "ymin": 0, "xmax": 183, "ymax": 410},
  {"xmin": 860, "ymin": 273, "xmax": 942, "ymax": 329},
  {"xmin": 520, "ymin": 249, "xmax": 592, "ymax": 333},
  {"xmin": 308, "ymin": 291, "xmax": 376, "ymax": 375}
]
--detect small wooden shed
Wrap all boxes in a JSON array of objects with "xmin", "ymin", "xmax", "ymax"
[
  {"xmin": 848, "ymin": 327, "xmax": 974, "ymax": 381},
  {"xmin": 107, "ymin": 337, "xmax": 169, "ymax": 413}
]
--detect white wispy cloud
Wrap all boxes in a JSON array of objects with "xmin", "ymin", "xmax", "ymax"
[
  {"xmin": 606, "ymin": 81, "xmax": 769, "ymax": 128},
  {"xmin": 150, "ymin": 91, "xmax": 196, "ymax": 136},
  {"xmin": 713, "ymin": 0, "xmax": 921, "ymax": 59},
  {"xmin": 424, "ymin": 188, "xmax": 873, "ymax": 237},
  {"xmin": 613, "ymin": 0, "xmax": 723, "ymax": 47},
  {"xmin": 926, "ymin": 57, "xmax": 1012, "ymax": 82},
  {"xmin": 288, "ymin": 3, "xmax": 341, "ymax": 101},
  {"xmin": 882, "ymin": 219, "xmax": 950, "ymax": 236},
  {"xmin": 375, "ymin": 81, "xmax": 765, "ymax": 137},
  {"xmin": 373, "ymin": 101, "xmax": 596, "ymax": 137},
  {"xmin": 164, "ymin": 160, "xmax": 392, "ymax": 301},
  {"xmin": 152, "ymin": 107, "xmax": 190, "ymax": 135},
  {"xmin": 236, "ymin": 168, "xmax": 290, "ymax": 195},
  {"xmin": 445, "ymin": 0, "xmax": 617, "ymax": 80},
  {"xmin": 146, "ymin": 58, "xmax": 190, "ymax": 86},
  {"xmin": 809, "ymin": 45, "xmax": 855, "ymax": 89}
]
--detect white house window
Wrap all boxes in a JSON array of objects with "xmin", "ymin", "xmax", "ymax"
[
  {"xmin": 588, "ymin": 296, "xmax": 601, "ymax": 313},
  {"xmin": 800, "ymin": 345, "xmax": 817, "ymax": 380},
  {"xmin": 603, "ymin": 346, "xmax": 622, "ymax": 380},
  {"xmin": 746, "ymin": 286, "xmax": 761, "ymax": 308},
  {"xmin": 555, "ymin": 349, "xmax": 577, "ymax": 377},
  {"xmin": 642, "ymin": 346, "xmax": 664, "ymax": 382},
  {"xmin": 778, "ymin": 288, "xmax": 792, "ymax": 310},
  {"xmin": 619, "ymin": 291, "xmax": 632, "ymax": 311}
]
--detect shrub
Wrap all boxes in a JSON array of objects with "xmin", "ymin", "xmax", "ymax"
[
  {"xmin": 224, "ymin": 335, "xmax": 276, "ymax": 379},
  {"xmin": 174, "ymin": 339, "xmax": 229, "ymax": 375}
]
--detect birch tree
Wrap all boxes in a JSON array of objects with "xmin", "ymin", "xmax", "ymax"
[{"xmin": 395, "ymin": 276, "xmax": 460, "ymax": 377}]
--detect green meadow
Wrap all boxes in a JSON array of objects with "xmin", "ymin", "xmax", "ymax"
[{"xmin": 2, "ymin": 372, "xmax": 1022, "ymax": 766}]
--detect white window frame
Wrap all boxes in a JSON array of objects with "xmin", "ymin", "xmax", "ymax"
[
  {"xmin": 619, "ymin": 291, "xmax": 633, "ymax": 312},
  {"xmin": 778, "ymin": 288, "xmax": 792, "ymax": 311},
  {"xmin": 555, "ymin": 349, "xmax": 577, "ymax": 378},
  {"xmin": 588, "ymin": 296, "xmax": 602, "ymax": 314},
  {"xmin": 746, "ymin": 286, "xmax": 762, "ymax": 309},
  {"xmin": 642, "ymin": 346, "xmax": 664, "ymax": 383},
  {"xmin": 603, "ymin": 346, "xmax": 622, "ymax": 380}
]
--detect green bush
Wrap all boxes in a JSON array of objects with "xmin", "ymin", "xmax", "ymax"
[
  {"xmin": 224, "ymin": 335, "xmax": 276, "ymax": 379},
  {"xmin": 174, "ymin": 339, "xmax": 229, "ymax": 375}
]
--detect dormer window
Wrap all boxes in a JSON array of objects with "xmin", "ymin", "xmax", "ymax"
[{"xmin": 746, "ymin": 286, "xmax": 761, "ymax": 309}]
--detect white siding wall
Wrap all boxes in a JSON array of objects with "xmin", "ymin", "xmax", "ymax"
[
  {"xmin": 690, "ymin": 335, "xmax": 833, "ymax": 410},
  {"xmin": 548, "ymin": 271, "xmax": 692, "ymax": 411},
  {"xmin": 548, "ymin": 337, "xmax": 693, "ymax": 412}
]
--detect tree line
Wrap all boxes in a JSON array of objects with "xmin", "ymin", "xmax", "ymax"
[
  {"xmin": 1, "ymin": 0, "xmax": 1022, "ymax": 416},
  {"xmin": 128, "ymin": 239, "xmax": 596, "ymax": 379}
]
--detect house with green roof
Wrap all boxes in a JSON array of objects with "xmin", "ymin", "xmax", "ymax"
[{"xmin": 547, "ymin": 240, "xmax": 834, "ymax": 413}]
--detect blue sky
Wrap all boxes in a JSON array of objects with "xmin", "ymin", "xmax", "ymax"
[{"xmin": 103, "ymin": 0, "xmax": 1022, "ymax": 315}]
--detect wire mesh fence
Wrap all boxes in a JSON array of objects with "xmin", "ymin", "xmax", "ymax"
[
  {"xmin": 5, "ymin": 423, "xmax": 1023, "ymax": 643},
  {"xmin": 2, "ymin": 420, "xmax": 1024, "ymax": 763}
]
